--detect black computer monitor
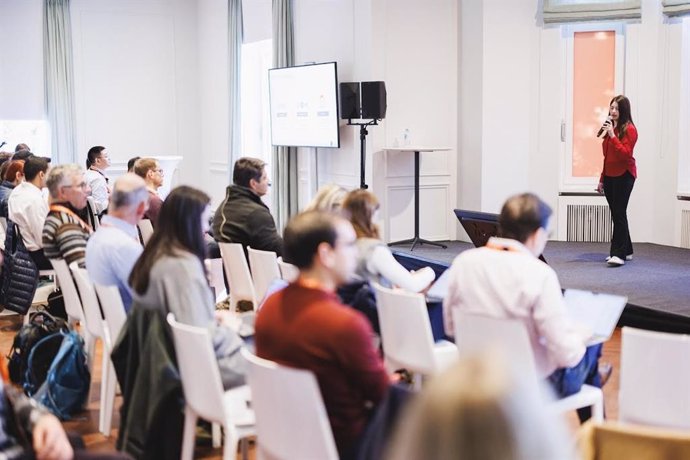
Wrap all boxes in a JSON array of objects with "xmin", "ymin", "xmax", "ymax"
[{"xmin": 453, "ymin": 208, "xmax": 547, "ymax": 263}]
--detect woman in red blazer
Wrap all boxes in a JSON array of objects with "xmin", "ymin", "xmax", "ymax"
[{"xmin": 596, "ymin": 95, "xmax": 637, "ymax": 267}]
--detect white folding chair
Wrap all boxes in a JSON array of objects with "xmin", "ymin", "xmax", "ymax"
[
  {"xmin": 137, "ymin": 219, "xmax": 154, "ymax": 246},
  {"xmin": 167, "ymin": 313, "xmax": 255, "ymax": 460},
  {"xmin": 48, "ymin": 259, "xmax": 95, "ymax": 355},
  {"xmin": 206, "ymin": 258, "xmax": 228, "ymax": 303},
  {"xmin": 86, "ymin": 196, "xmax": 100, "ymax": 230},
  {"xmin": 242, "ymin": 348, "xmax": 338, "ymax": 460},
  {"xmin": 277, "ymin": 257, "xmax": 299, "ymax": 282},
  {"xmin": 219, "ymin": 243, "xmax": 257, "ymax": 311},
  {"xmin": 247, "ymin": 247, "xmax": 280, "ymax": 304},
  {"xmin": 92, "ymin": 283, "xmax": 127, "ymax": 351},
  {"xmin": 70, "ymin": 264, "xmax": 117, "ymax": 436},
  {"xmin": 374, "ymin": 283, "xmax": 458, "ymax": 385},
  {"xmin": 455, "ymin": 313, "xmax": 604, "ymax": 422},
  {"xmin": 619, "ymin": 327, "xmax": 690, "ymax": 429}
]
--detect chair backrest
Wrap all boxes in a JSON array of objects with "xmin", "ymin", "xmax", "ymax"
[
  {"xmin": 167, "ymin": 313, "xmax": 225, "ymax": 422},
  {"xmin": 48, "ymin": 258, "xmax": 85, "ymax": 324},
  {"xmin": 0, "ymin": 217, "xmax": 7, "ymax": 232},
  {"xmin": 579, "ymin": 421, "xmax": 690, "ymax": 460},
  {"xmin": 277, "ymin": 257, "xmax": 299, "ymax": 282},
  {"xmin": 85, "ymin": 196, "xmax": 100, "ymax": 230},
  {"xmin": 93, "ymin": 283, "xmax": 127, "ymax": 345},
  {"xmin": 247, "ymin": 247, "xmax": 280, "ymax": 303},
  {"xmin": 242, "ymin": 348, "xmax": 338, "ymax": 460},
  {"xmin": 137, "ymin": 219, "xmax": 154, "ymax": 246},
  {"xmin": 205, "ymin": 257, "xmax": 227, "ymax": 302},
  {"xmin": 619, "ymin": 327, "xmax": 690, "ymax": 429},
  {"xmin": 219, "ymin": 243, "xmax": 257, "ymax": 310},
  {"xmin": 454, "ymin": 312, "xmax": 539, "ymax": 385},
  {"xmin": 69, "ymin": 263, "xmax": 105, "ymax": 341},
  {"xmin": 374, "ymin": 283, "xmax": 438, "ymax": 374}
]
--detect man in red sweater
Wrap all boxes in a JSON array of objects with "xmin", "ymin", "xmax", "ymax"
[{"xmin": 255, "ymin": 211, "xmax": 390, "ymax": 458}]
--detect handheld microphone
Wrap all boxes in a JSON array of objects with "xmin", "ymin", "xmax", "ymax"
[
  {"xmin": 0, "ymin": 141, "xmax": 6, "ymax": 149},
  {"xmin": 597, "ymin": 117, "xmax": 612, "ymax": 137}
]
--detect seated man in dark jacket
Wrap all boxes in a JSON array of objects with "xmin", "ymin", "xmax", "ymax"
[{"xmin": 212, "ymin": 157, "xmax": 282, "ymax": 256}]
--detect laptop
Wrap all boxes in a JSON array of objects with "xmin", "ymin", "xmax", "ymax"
[
  {"xmin": 564, "ymin": 289, "xmax": 627, "ymax": 345},
  {"xmin": 425, "ymin": 268, "xmax": 451, "ymax": 302}
]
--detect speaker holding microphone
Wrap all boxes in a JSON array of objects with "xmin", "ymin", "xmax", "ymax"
[{"xmin": 598, "ymin": 116, "xmax": 612, "ymax": 137}]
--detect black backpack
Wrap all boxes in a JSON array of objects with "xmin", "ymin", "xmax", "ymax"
[{"xmin": 7, "ymin": 311, "xmax": 69, "ymax": 389}]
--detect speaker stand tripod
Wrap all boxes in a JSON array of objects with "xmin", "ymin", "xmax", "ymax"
[{"xmin": 347, "ymin": 119, "xmax": 379, "ymax": 189}]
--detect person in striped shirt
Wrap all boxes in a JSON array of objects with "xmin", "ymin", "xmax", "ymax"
[{"xmin": 42, "ymin": 164, "xmax": 93, "ymax": 267}]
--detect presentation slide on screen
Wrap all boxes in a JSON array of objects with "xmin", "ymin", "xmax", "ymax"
[{"xmin": 269, "ymin": 63, "xmax": 339, "ymax": 148}]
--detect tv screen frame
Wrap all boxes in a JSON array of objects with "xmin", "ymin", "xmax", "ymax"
[{"xmin": 268, "ymin": 61, "xmax": 341, "ymax": 149}]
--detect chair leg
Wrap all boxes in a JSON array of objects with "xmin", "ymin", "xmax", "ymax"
[
  {"xmin": 212, "ymin": 422, "xmax": 222, "ymax": 448},
  {"xmin": 100, "ymin": 362, "xmax": 117, "ymax": 436},
  {"xmin": 98, "ymin": 357, "xmax": 109, "ymax": 435},
  {"xmin": 591, "ymin": 396, "xmax": 605, "ymax": 422},
  {"xmin": 181, "ymin": 408, "xmax": 197, "ymax": 460},
  {"xmin": 222, "ymin": 423, "xmax": 239, "ymax": 460}
]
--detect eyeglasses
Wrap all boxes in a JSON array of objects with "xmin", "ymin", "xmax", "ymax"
[{"xmin": 62, "ymin": 182, "xmax": 89, "ymax": 190}]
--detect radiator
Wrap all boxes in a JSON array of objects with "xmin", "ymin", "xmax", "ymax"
[
  {"xmin": 682, "ymin": 210, "xmax": 690, "ymax": 249},
  {"xmin": 566, "ymin": 204, "xmax": 612, "ymax": 242}
]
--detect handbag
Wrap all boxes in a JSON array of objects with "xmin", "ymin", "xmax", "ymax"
[{"xmin": 0, "ymin": 222, "xmax": 39, "ymax": 315}]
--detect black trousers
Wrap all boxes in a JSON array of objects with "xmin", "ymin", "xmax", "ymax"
[{"xmin": 603, "ymin": 171, "xmax": 635, "ymax": 259}]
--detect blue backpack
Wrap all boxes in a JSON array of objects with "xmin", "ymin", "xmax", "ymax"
[{"xmin": 25, "ymin": 330, "xmax": 91, "ymax": 420}]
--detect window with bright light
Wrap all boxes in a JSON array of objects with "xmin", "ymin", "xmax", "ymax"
[
  {"xmin": 0, "ymin": 120, "xmax": 50, "ymax": 155},
  {"xmin": 240, "ymin": 39, "xmax": 272, "ymax": 165}
]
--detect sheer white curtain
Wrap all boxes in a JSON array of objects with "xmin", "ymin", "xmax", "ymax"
[
  {"xmin": 228, "ymin": 0, "xmax": 244, "ymax": 171},
  {"xmin": 44, "ymin": 0, "xmax": 77, "ymax": 163},
  {"xmin": 542, "ymin": 0, "xmax": 641, "ymax": 23},
  {"xmin": 271, "ymin": 0, "xmax": 298, "ymax": 230}
]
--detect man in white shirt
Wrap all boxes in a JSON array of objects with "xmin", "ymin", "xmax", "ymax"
[
  {"xmin": 443, "ymin": 193, "xmax": 606, "ymax": 422},
  {"xmin": 84, "ymin": 145, "xmax": 111, "ymax": 214},
  {"xmin": 86, "ymin": 174, "xmax": 147, "ymax": 312},
  {"xmin": 8, "ymin": 156, "xmax": 50, "ymax": 269}
]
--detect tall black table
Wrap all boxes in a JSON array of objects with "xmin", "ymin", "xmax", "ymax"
[{"xmin": 385, "ymin": 147, "xmax": 449, "ymax": 251}]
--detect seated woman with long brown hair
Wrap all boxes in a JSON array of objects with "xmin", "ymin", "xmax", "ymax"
[
  {"xmin": 129, "ymin": 185, "xmax": 246, "ymax": 389},
  {"xmin": 342, "ymin": 189, "xmax": 434, "ymax": 292}
]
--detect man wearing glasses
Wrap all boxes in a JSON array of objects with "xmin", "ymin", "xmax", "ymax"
[
  {"xmin": 133, "ymin": 158, "xmax": 164, "ymax": 227},
  {"xmin": 43, "ymin": 164, "xmax": 93, "ymax": 267}
]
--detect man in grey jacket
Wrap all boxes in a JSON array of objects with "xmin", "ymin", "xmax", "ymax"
[{"xmin": 212, "ymin": 157, "xmax": 283, "ymax": 256}]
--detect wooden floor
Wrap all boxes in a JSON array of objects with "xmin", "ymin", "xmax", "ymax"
[{"xmin": 0, "ymin": 314, "xmax": 622, "ymax": 459}]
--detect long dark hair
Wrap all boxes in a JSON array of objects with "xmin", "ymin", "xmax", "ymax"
[
  {"xmin": 129, "ymin": 185, "xmax": 211, "ymax": 294},
  {"xmin": 610, "ymin": 95, "xmax": 634, "ymax": 140}
]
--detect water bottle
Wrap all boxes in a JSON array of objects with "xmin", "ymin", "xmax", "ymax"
[{"xmin": 403, "ymin": 128, "xmax": 410, "ymax": 146}]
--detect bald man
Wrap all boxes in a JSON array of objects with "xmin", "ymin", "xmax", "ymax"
[{"xmin": 85, "ymin": 173, "xmax": 148, "ymax": 312}]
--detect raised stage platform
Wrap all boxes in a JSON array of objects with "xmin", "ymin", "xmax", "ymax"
[{"xmin": 392, "ymin": 241, "xmax": 690, "ymax": 334}]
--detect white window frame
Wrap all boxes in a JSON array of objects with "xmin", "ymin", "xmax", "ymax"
[
  {"xmin": 560, "ymin": 22, "xmax": 626, "ymax": 192},
  {"xmin": 678, "ymin": 17, "xmax": 690, "ymax": 195}
]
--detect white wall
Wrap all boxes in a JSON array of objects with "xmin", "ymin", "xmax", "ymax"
[
  {"xmin": 0, "ymin": 0, "xmax": 44, "ymax": 122},
  {"xmin": 70, "ymin": 0, "xmax": 200, "ymax": 187}
]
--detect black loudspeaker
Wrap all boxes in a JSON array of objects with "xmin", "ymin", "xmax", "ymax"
[
  {"xmin": 361, "ymin": 81, "xmax": 386, "ymax": 119},
  {"xmin": 340, "ymin": 82, "xmax": 360, "ymax": 119}
]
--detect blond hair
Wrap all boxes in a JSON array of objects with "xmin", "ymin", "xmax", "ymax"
[
  {"xmin": 385, "ymin": 353, "xmax": 574, "ymax": 460},
  {"xmin": 304, "ymin": 184, "xmax": 347, "ymax": 213}
]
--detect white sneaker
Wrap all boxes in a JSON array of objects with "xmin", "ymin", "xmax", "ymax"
[
  {"xmin": 607, "ymin": 256, "xmax": 625, "ymax": 266},
  {"xmin": 606, "ymin": 255, "xmax": 633, "ymax": 262}
]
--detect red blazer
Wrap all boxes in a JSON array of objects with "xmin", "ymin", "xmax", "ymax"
[{"xmin": 600, "ymin": 123, "xmax": 638, "ymax": 182}]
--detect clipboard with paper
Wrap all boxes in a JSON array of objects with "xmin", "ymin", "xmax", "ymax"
[{"xmin": 564, "ymin": 289, "xmax": 627, "ymax": 345}]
